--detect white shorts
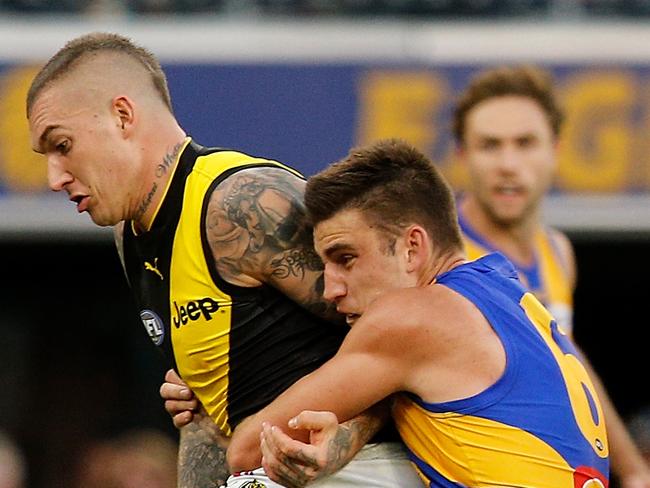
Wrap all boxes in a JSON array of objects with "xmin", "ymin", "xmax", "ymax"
[{"xmin": 223, "ymin": 442, "xmax": 424, "ymax": 487}]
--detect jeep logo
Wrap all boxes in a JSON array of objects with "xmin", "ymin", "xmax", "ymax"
[{"xmin": 172, "ymin": 297, "xmax": 220, "ymax": 328}]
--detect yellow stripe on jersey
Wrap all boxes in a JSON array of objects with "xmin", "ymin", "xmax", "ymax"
[
  {"xmin": 393, "ymin": 395, "xmax": 575, "ymax": 487},
  {"xmin": 462, "ymin": 229, "xmax": 573, "ymax": 331},
  {"xmin": 170, "ymin": 150, "xmax": 299, "ymax": 435}
]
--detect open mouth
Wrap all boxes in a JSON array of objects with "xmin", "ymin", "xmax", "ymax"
[
  {"xmin": 70, "ymin": 195, "xmax": 90, "ymax": 213},
  {"xmin": 346, "ymin": 313, "xmax": 360, "ymax": 325}
]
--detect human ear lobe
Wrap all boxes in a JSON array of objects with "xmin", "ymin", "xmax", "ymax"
[
  {"xmin": 112, "ymin": 96, "xmax": 134, "ymax": 135},
  {"xmin": 405, "ymin": 226, "xmax": 426, "ymax": 272}
]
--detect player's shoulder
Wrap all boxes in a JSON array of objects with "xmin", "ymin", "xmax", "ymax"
[
  {"xmin": 547, "ymin": 226, "xmax": 572, "ymax": 250},
  {"xmin": 546, "ymin": 226, "xmax": 576, "ymax": 270},
  {"xmin": 355, "ymin": 286, "xmax": 451, "ymax": 341},
  {"xmin": 210, "ymin": 162, "xmax": 306, "ymax": 198}
]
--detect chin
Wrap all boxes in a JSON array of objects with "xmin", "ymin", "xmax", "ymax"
[{"xmin": 89, "ymin": 213, "xmax": 115, "ymax": 227}]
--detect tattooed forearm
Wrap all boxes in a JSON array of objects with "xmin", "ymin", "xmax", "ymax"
[
  {"xmin": 178, "ymin": 412, "xmax": 230, "ymax": 488},
  {"xmin": 323, "ymin": 408, "xmax": 385, "ymax": 472},
  {"xmin": 267, "ymin": 407, "xmax": 387, "ymax": 487}
]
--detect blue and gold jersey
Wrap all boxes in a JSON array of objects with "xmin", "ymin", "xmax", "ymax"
[
  {"xmin": 458, "ymin": 208, "xmax": 574, "ymax": 332},
  {"xmin": 122, "ymin": 139, "xmax": 347, "ymax": 436},
  {"xmin": 392, "ymin": 253, "xmax": 609, "ymax": 487}
]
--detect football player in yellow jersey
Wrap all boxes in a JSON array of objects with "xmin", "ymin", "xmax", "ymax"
[
  {"xmin": 26, "ymin": 32, "xmax": 423, "ymax": 488},
  {"xmin": 450, "ymin": 65, "xmax": 650, "ymax": 488}
]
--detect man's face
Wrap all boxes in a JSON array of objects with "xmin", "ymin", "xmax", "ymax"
[
  {"xmin": 314, "ymin": 208, "xmax": 412, "ymax": 326},
  {"xmin": 460, "ymin": 95, "xmax": 558, "ymax": 227},
  {"xmin": 29, "ymin": 81, "xmax": 132, "ymax": 227}
]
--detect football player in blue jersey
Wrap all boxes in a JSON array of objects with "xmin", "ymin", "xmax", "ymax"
[{"xmin": 226, "ymin": 138, "xmax": 611, "ymax": 487}]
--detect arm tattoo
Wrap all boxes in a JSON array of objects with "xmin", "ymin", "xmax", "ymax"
[
  {"xmin": 178, "ymin": 412, "xmax": 230, "ymax": 488},
  {"xmin": 283, "ymin": 413, "xmax": 382, "ymax": 485},
  {"xmin": 323, "ymin": 414, "xmax": 378, "ymax": 474},
  {"xmin": 221, "ymin": 170, "xmax": 309, "ymax": 253},
  {"xmin": 206, "ymin": 167, "xmax": 339, "ymax": 320}
]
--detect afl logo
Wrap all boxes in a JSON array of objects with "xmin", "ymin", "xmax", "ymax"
[{"xmin": 140, "ymin": 310, "xmax": 165, "ymax": 346}]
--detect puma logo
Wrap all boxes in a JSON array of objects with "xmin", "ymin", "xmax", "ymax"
[{"xmin": 144, "ymin": 258, "xmax": 164, "ymax": 280}]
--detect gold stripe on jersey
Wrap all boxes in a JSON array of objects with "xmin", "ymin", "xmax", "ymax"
[
  {"xmin": 462, "ymin": 228, "xmax": 573, "ymax": 331},
  {"xmin": 393, "ymin": 396, "xmax": 576, "ymax": 487},
  {"xmin": 534, "ymin": 230, "xmax": 572, "ymax": 306},
  {"xmin": 170, "ymin": 150, "xmax": 299, "ymax": 436}
]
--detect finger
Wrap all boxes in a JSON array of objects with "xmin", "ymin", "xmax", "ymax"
[
  {"xmin": 263, "ymin": 423, "xmax": 320, "ymax": 470},
  {"xmin": 173, "ymin": 411, "xmax": 194, "ymax": 429},
  {"xmin": 164, "ymin": 398, "xmax": 198, "ymax": 415},
  {"xmin": 160, "ymin": 382, "xmax": 194, "ymax": 401},
  {"xmin": 288, "ymin": 410, "xmax": 339, "ymax": 431},
  {"xmin": 260, "ymin": 428, "xmax": 310, "ymax": 474},
  {"xmin": 261, "ymin": 451, "xmax": 310, "ymax": 488},
  {"xmin": 164, "ymin": 368, "xmax": 187, "ymax": 386}
]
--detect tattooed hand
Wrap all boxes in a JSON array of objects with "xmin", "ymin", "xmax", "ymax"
[
  {"xmin": 259, "ymin": 411, "xmax": 367, "ymax": 487},
  {"xmin": 178, "ymin": 407, "xmax": 231, "ymax": 488}
]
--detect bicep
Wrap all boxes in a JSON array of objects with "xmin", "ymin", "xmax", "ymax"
[{"xmin": 204, "ymin": 167, "xmax": 338, "ymax": 320}]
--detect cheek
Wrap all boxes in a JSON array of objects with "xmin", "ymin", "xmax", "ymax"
[
  {"xmin": 530, "ymin": 153, "xmax": 557, "ymax": 185},
  {"xmin": 467, "ymin": 153, "xmax": 495, "ymax": 176}
]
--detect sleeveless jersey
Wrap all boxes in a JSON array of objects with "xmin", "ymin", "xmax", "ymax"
[
  {"xmin": 391, "ymin": 253, "xmax": 609, "ymax": 487},
  {"xmin": 458, "ymin": 208, "xmax": 574, "ymax": 332},
  {"xmin": 122, "ymin": 139, "xmax": 348, "ymax": 435}
]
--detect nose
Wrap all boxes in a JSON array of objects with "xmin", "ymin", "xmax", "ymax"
[
  {"xmin": 322, "ymin": 264, "xmax": 347, "ymax": 304},
  {"xmin": 47, "ymin": 156, "xmax": 74, "ymax": 192},
  {"xmin": 497, "ymin": 145, "xmax": 519, "ymax": 173}
]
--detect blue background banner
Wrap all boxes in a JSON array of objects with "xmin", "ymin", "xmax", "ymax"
[{"xmin": 3, "ymin": 61, "xmax": 650, "ymax": 195}]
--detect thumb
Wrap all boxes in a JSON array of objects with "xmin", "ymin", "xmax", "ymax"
[{"xmin": 288, "ymin": 410, "xmax": 339, "ymax": 431}]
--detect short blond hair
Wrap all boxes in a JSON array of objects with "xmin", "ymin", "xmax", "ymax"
[{"xmin": 27, "ymin": 31, "xmax": 172, "ymax": 117}]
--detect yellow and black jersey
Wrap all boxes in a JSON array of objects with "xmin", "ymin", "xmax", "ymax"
[{"xmin": 122, "ymin": 138, "xmax": 348, "ymax": 436}]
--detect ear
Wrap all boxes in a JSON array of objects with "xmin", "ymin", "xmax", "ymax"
[
  {"xmin": 112, "ymin": 95, "xmax": 135, "ymax": 137},
  {"xmin": 404, "ymin": 225, "xmax": 429, "ymax": 273}
]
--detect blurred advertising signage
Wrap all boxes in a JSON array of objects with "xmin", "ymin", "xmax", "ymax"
[{"xmin": 2, "ymin": 62, "xmax": 650, "ymax": 195}]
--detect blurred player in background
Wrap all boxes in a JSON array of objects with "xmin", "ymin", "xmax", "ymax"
[
  {"xmin": 453, "ymin": 64, "xmax": 650, "ymax": 487},
  {"xmin": 26, "ymin": 31, "xmax": 422, "ymax": 488}
]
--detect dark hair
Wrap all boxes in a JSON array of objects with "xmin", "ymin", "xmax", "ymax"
[
  {"xmin": 26, "ymin": 31, "xmax": 172, "ymax": 117},
  {"xmin": 452, "ymin": 65, "xmax": 564, "ymax": 145},
  {"xmin": 305, "ymin": 138, "xmax": 462, "ymax": 252}
]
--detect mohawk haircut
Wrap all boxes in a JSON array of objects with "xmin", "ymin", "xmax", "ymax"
[{"xmin": 27, "ymin": 31, "xmax": 172, "ymax": 117}]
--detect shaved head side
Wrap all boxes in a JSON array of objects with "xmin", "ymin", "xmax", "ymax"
[{"xmin": 26, "ymin": 32, "xmax": 172, "ymax": 118}]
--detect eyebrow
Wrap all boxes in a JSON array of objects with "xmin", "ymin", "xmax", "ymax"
[
  {"xmin": 34, "ymin": 125, "xmax": 61, "ymax": 154},
  {"xmin": 321, "ymin": 242, "xmax": 352, "ymax": 261}
]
